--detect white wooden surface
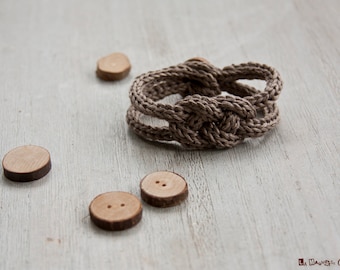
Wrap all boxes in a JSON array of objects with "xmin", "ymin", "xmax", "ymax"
[{"xmin": 0, "ymin": 0, "xmax": 339, "ymax": 269}]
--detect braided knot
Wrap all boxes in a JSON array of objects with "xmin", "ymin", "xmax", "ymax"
[
  {"xmin": 169, "ymin": 95, "xmax": 256, "ymax": 148},
  {"xmin": 126, "ymin": 58, "xmax": 283, "ymax": 149}
]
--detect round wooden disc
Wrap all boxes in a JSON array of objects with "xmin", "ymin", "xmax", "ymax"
[
  {"xmin": 2, "ymin": 145, "xmax": 51, "ymax": 182},
  {"xmin": 186, "ymin": 57, "xmax": 210, "ymax": 64},
  {"xmin": 140, "ymin": 171, "xmax": 188, "ymax": 207},
  {"xmin": 89, "ymin": 191, "xmax": 142, "ymax": 231},
  {"xmin": 96, "ymin": 52, "xmax": 131, "ymax": 81}
]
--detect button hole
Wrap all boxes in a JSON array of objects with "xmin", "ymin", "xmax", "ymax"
[
  {"xmin": 120, "ymin": 203, "xmax": 125, "ymax": 207},
  {"xmin": 155, "ymin": 181, "xmax": 160, "ymax": 184},
  {"xmin": 162, "ymin": 184, "xmax": 166, "ymax": 187},
  {"xmin": 107, "ymin": 205, "xmax": 112, "ymax": 208}
]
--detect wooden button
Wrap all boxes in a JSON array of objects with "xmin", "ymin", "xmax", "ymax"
[
  {"xmin": 2, "ymin": 145, "xmax": 51, "ymax": 182},
  {"xmin": 140, "ymin": 171, "xmax": 188, "ymax": 207},
  {"xmin": 89, "ymin": 191, "xmax": 142, "ymax": 231},
  {"xmin": 186, "ymin": 57, "xmax": 210, "ymax": 64},
  {"xmin": 96, "ymin": 52, "xmax": 131, "ymax": 81}
]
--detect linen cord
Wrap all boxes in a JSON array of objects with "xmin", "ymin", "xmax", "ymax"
[{"xmin": 126, "ymin": 60, "xmax": 283, "ymax": 149}]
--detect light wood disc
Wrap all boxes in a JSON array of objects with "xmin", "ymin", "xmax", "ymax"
[
  {"xmin": 140, "ymin": 171, "xmax": 188, "ymax": 207},
  {"xmin": 2, "ymin": 145, "xmax": 51, "ymax": 182},
  {"xmin": 89, "ymin": 191, "xmax": 142, "ymax": 231}
]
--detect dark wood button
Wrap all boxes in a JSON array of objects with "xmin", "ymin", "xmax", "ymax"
[
  {"xmin": 89, "ymin": 191, "xmax": 142, "ymax": 231},
  {"xmin": 96, "ymin": 52, "xmax": 131, "ymax": 81},
  {"xmin": 2, "ymin": 145, "xmax": 51, "ymax": 182},
  {"xmin": 140, "ymin": 171, "xmax": 188, "ymax": 207}
]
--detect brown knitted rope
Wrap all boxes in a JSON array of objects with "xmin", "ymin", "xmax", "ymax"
[{"xmin": 126, "ymin": 58, "xmax": 283, "ymax": 149}]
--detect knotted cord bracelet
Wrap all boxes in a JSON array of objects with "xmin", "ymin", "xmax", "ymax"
[{"xmin": 126, "ymin": 58, "xmax": 283, "ymax": 149}]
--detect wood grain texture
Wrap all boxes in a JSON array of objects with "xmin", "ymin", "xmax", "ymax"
[
  {"xmin": 89, "ymin": 191, "xmax": 142, "ymax": 231},
  {"xmin": 140, "ymin": 171, "xmax": 188, "ymax": 207},
  {"xmin": 0, "ymin": 0, "xmax": 339, "ymax": 269},
  {"xmin": 2, "ymin": 145, "xmax": 51, "ymax": 182}
]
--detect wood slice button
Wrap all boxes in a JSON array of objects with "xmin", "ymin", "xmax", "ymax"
[
  {"xmin": 140, "ymin": 171, "xmax": 188, "ymax": 207},
  {"xmin": 2, "ymin": 145, "xmax": 51, "ymax": 182},
  {"xmin": 96, "ymin": 52, "xmax": 131, "ymax": 81},
  {"xmin": 186, "ymin": 57, "xmax": 210, "ymax": 64},
  {"xmin": 89, "ymin": 191, "xmax": 142, "ymax": 231}
]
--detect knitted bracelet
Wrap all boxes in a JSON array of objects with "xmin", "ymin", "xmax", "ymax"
[{"xmin": 126, "ymin": 58, "xmax": 283, "ymax": 149}]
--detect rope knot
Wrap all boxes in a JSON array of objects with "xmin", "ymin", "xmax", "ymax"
[
  {"xmin": 126, "ymin": 59, "xmax": 283, "ymax": 149},
  {"xmin": 178, "ymin": 60, "xmax": 222, "ymax": 97},
  {"xmin": 169, "ymin": 94, "xmax": 256, "ymax": 148}
]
